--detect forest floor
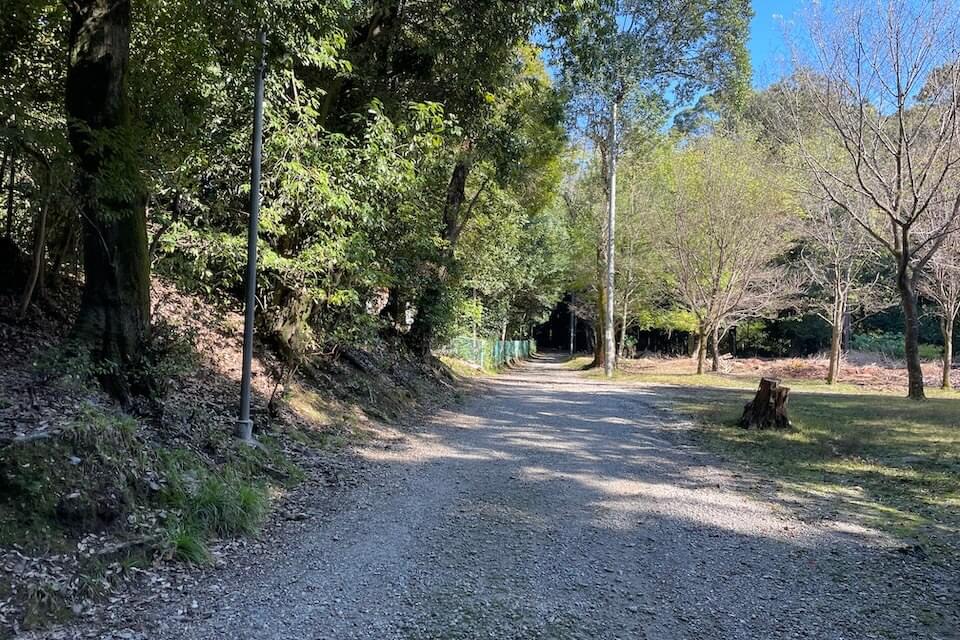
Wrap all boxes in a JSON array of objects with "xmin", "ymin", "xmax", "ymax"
[
  {"xmin": 0, "ymin": 277, "xmax": 459, "ymax": 637},
  {"xmin": 27, "ymin": 353, "xmax": 958, "ymax": 640}
]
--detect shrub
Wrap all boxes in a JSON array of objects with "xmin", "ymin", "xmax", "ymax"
[{"xmin": 851, "ymin": 332, "xmax": 942, "ymax": 360}]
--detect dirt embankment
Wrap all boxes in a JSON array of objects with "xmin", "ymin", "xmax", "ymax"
[{"xmin": 0, "ymin": 277, "xmax": 458, "ymax": 637}]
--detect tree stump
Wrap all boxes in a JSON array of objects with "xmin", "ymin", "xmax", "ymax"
[{"xmin": 739, "ymin": 378, "xmax": 792, "ymax": 430}]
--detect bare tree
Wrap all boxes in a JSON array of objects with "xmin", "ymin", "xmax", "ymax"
[
  {"xmin": 656, "ymin": 133, "xmax": 796, "ymax": 374},
  {"xmin": 918, "ymin": 196, "xmax": 960, "ymax": 388},
  {"xmin": 792, "ymin": 0, "xmax": 960, "ymax": 399},
  {"xmin": 797, "ymin": 195, "xmax": 891, "ymax": 384}
]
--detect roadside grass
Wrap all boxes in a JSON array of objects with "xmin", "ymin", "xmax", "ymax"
[
  {"xmin": 668, "ymin": 385, "xmax": 958, "ymax": 556},
  {"xmin": 440, "ymin": 354, "xmax": 530, "ymax": 378},
  {"xmin": 439, "ymin": 355, "xmax": 495, "ymax": 378},
  {"xmin": 576, "ymin": 358, "xmax": 960, "ymax": 558},
  {"xmin": 0, "ymin": 404, "xmax": 288, "ymax": 565}
]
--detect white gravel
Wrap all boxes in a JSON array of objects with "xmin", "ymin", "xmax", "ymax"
[{"xmin": 85, "ymin": 354, "xmax": 960, "ymax": 639}]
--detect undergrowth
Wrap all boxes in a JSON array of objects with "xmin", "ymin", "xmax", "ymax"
[{"xmin": 0, "ymin": 404, "xmax": 282, "ymax": 564}]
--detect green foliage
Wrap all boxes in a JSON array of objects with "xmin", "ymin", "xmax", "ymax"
[
  {"xmin": 0, "ymin": 407, "xmax": 147, "ymax": 549},
  {"xmin": 735, "ymin": 320, "xmax": 791, "ymax": 357},
  {"xmin": 851, "ymin": 332, "xmax": 942, "ymax": 361},
  {"xmin": 166, "ymin": 527, "xmax": 211, "ymax": 564}
]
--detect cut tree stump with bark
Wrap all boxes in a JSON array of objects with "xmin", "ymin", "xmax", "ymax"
[{"xmin": 739, "ymin": 377, "xmax": 792, "ymax": 430}]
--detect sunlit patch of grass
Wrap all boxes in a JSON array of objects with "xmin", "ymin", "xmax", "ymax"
[
  {"xmin": 439, "ymin": 355, "xmax": 494, "ymax": 378},
  {"xmin": 565, "ymin": 356, "xmax": 595, "ymax": 370},
  {"xmin": 635, "ymin": 380, "xmax": 960, "ymax": 558},
  {"xmin": 287, "ymin": 383, "xmax": 334, "ymax": 425}
]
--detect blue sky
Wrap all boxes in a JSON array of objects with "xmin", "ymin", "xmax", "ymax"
[{"xmin": 748, "ymin": 0, "xmax": 803, "ymax": 87}]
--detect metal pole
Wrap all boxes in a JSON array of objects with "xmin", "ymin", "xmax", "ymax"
[
  {"xmin": 237, "ymin": 31, "xmax": 267, "ymax": 443},
  {"xmin": 604, "ymin": 100, "xmax": 617, "ymax": 378}
]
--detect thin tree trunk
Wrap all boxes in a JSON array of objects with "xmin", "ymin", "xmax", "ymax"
[
  {"xmin": 5, "ymin": 153, "xmax": 15, "ymax": 240},
  {"xmin": 827, "ymin": 321, "xmax": 842, "ymax": 385},
  {"xmin": 898, "ymin": 269, "xmax": 925, "ymax": 400},
  {"xmin": 711, "ymin": 322, "xmax": 721, "ymax": 372},
  {"xmin": 407, "ymin": 156, "xmax": 473, "ymax": 356},
  {"xmin": 592, "ymin": 283, "xmax": 606, "ymax": 369},
  {"xmin": 942, "ymin": 317, "xmax": 953, "ymax": 390},
  {"xmin": 19, "ymin": 185, "xmax": 51, "ymax": 318},
  {"xmin": 66, "ymin": 0, "xmax": 150, "ymax": 402},
  {"xmin": 696, "ymin": 327, "xmax": 707, "ymax": 374},
  {"xmin": 603, "ymin": 101, "xmax": 617, "ymax": 378},
  {"xmin": 618, "ymin": 292, "xmax": 629, "ymax": 360},
  {"xmin": 827, "ymin": 299, "xmax": 845, "ymax": 385},
  {"xmin": 0, "ymin": 149, "xmax": 8, "ymax": 237}
]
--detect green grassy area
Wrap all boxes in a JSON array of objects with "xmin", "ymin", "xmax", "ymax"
[
  {"xmin": 0, "ymin": 404, "xmax": 296, "ymax": 562},
  {"xmin": 573, "ymin": 357, "xmax": 960, "ymax": 555},
  {"xmin": 439, "ymin": 355, "xmax": 496, "ymax": 378},
  {"xmin": 642, "ymin": 381, "xmax": 960, "ymax": 558}
]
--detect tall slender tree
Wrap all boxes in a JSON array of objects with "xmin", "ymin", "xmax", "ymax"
[{"xmin": 553, "ymin": 0, "xmax": 753, "ymax": 376}]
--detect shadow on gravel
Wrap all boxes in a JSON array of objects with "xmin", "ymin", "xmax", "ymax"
[{"xmin": 374, "ymin": 354, "xmax": 958, "ymax": 639}]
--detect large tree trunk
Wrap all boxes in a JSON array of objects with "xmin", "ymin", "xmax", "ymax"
[
  {"xmin": 897, "ymin": 269, "xmax": 925, "ymax": 400},
  {"xmin": 66, "ymin": 0, "xmax": 150, "ymax": 401},
  {"xmin": 407, "ymin": 157, "xmax": 472, "ymax": 356},
  {"xmin": 942, "ymin": 317, "xmax": 953, "ymax": 390}
]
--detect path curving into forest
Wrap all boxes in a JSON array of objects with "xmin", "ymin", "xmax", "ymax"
[{"xmin": 115, "ymin": 353, "xmax": 949, "ymax": 639}]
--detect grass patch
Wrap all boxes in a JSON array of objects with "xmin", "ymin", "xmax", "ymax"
[
  {"xmin": 0, "ymin": 406, "xmax": 147, "ymax": 551},
  {"xmin": 0, "ymin": 403, "xmax": 285, "ymax": 566},
  {"xmin": 439, "ymin": 355, "xmax": 493, "ymax": 378},
  {"xmin": 166, "ymin": 526, "xmax": 212, "ymax": 564},
  {"xmin": 649, "ymin": 382, "xmax": 960, "ymax": 556}
]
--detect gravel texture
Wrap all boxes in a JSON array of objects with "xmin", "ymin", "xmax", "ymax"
[{"xmin": 92, "ymin": 354, "xmax": 958, "ymax": 639}]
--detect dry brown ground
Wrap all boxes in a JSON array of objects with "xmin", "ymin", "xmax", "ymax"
[{"xmin": 618, "ymin": 351, "xmax": 955, "ymax": 393}]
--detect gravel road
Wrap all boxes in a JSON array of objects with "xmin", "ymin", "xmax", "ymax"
[{"xmin": 126, "ymin": 353, "xmax": 954, "ymax": 639}]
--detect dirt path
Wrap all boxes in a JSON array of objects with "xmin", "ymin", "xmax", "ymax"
[{"xmin": 96, "ymin": 354, "xmax": 952, "ymax": 639}]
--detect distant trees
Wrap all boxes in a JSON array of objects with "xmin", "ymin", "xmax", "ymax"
[
  {"xmin": 796, "ymin": 196, "xmax": 890, "ymax": 384},
  {"xmin": 553, "ymin": 0, "xmax": 753, "ymax": 376}
]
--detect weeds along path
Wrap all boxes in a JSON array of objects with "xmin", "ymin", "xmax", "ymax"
[{"xmin": 99, "ymin": 354, "xmax": 952, "ymax": 639}]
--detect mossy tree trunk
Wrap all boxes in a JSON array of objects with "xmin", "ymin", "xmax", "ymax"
[{"xmin": 65, "ymin": 0, "xmax": 150, "ymax": 400}]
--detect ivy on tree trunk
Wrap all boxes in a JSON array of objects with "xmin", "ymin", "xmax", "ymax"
[{"xmin": 65, "ymin": 0, "xmax": 150, "ymax": 402}]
